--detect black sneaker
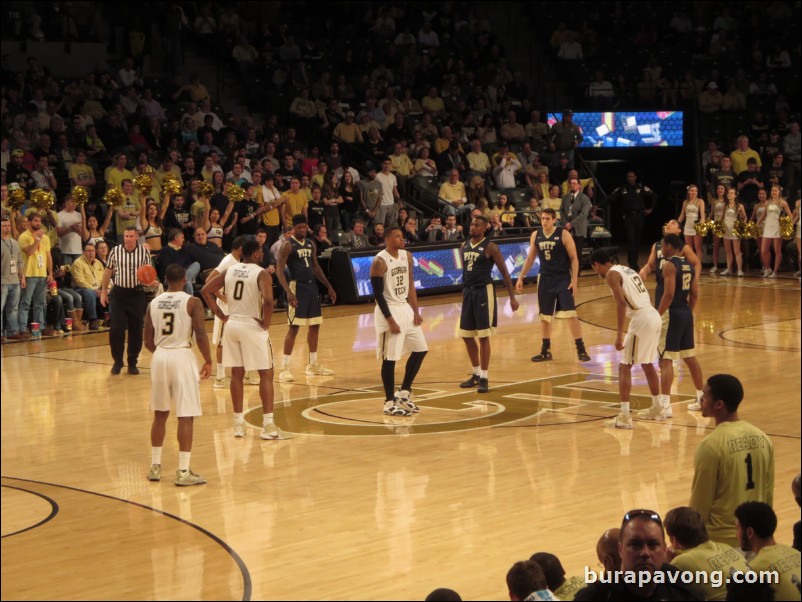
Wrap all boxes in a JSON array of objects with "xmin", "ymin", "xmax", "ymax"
[
  {"xmin": 477, "ymin": 377, "xmax": 489, "ymax": 393},
  {"xmin": 128, "ymin": 366, "xmax": 140, "ymax": 375},
  {"xmin": 111, "ymin": 364, "xmax": 123, "ymax": 375},
  {"xmin": 531, "ymin": 350, "xmax": 553, "ymax": 362},
  {"xmin": 460, "ymin": 374, "xmax": 480, "ymax": 388},
  {"xmin": 577, "ymin": 349, "xmax": 591, "ymax": 362}
]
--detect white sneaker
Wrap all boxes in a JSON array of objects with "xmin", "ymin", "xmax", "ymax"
[
  {"xmin": 794, "ymin": 271, "xmax": 801, "ymax": 278},
  {"xmin": 233, "ymin": 422, "xmax": 246, "ymax": 438},
  {"xmin": 688, "ymin": 401, "xmax": 702, "ymax": 411},
  {"xmin": 709, "ymin": 266, "xmax": 718, "ymax": 274},
  {"xmin": 305, "ymin": 363, "xmax": 334, "ymax": 376},
  {"xmin": 719, "ymin": 269, "xmax": 731, "ymax": 276},
  {"xmin": 662, "ymin": 404, "xmax": 673, "ymax": 419},
  {"xmin": 762, "ymin": 269, "xmax": 770, "ymax": 277},
  {"xmin": 768, "ymin": 271, "xmax": 777, "ymax": 279},
  {"xmin": 737, "ymin": 270, "xmax": 745, "ymax": 277},
  {"xmin": 246, "ymin": 371, "xmax": 260, "ymax": 385},
  {"xmin": 638, "ymin": 406, "xmax": 666, "ymax": 421},
  {"xmin": 279, "ymin": 368, "xmax": 295, "ymax": 382},
  {"xmin": 213, "ymin": 377, "xmax": 230, "ymax": 389},
  {"xmin": 383, "ymin": 401, "xmax": 412, "ymax": 417},
  {"xmin": 259, "ymin": 424, "xmax": 290, "ymax": 440},
  {"xmin": 395, "ymin": 390, "xmax": 420, "ymax": 413},
  {"xmin": 612, "ymin": 412, "xmax": 633, "ymax": 429}
]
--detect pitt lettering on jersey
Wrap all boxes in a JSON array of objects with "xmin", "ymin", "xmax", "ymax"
[
  {"xmin": 539, "ymin": 241, "xmax": 557, "ymax": 253},
  {"xmin": 296, "ymin": 248, "xmax": 313, "ymax": 260},
  {"xmin": 463, "ymin": 251, "xmax": 481, "ymax": 267}
]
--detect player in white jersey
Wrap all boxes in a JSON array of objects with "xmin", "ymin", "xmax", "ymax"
[
  {"xmin": 202, "ymin": 239, "xmax": 285, "ymax": 440},
  {"xmin": 207, "ymin": 236, "xmax": 245, "ymax": 388},
  {"xmin": 144, "ymin": 264, "xmax": 213, "ymax": 486},
  {"xmin": 590, "ymin": 249, "xmax": 662, "ymax": 430},
  {"xmin": 370, "ymin": 226, "xmax": 429, "ymax": 417}
]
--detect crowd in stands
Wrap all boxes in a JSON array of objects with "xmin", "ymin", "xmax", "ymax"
[{"xmin": 1, "ymin": 1, "xmax": 801, "ymax": 339}]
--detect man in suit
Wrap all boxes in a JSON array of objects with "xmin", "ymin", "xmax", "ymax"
[
  {"xmin": 560, "ymin": 177, "xmax": 592, "ymax": 269},
  {"xmin": 339, "ymin": 219, "xmax": 370, "ymax": 249}
]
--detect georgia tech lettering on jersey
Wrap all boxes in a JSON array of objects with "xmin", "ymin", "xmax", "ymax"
[{"xmin": 391, "ymin": 264, "xmax": 408, "ymax": 297}]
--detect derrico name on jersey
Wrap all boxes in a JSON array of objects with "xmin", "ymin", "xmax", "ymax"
[
  {"xmin": 288, "ymin": 237, "xmax": 315, "ymax": 281},
  {"xmin": 537, "ymin": 226, "xmax": 570, "ymax": 278},
  {"xmin": 462, "ymin": 238, "xmax": 494, "ymax": 286}
]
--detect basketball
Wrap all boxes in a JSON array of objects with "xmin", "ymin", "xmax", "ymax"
[{"xmin": 137, "ymin": 264, "xmax": 158, "ymax": 286}]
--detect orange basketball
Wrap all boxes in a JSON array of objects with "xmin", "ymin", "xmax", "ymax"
[{"xmin": 137, "ymin": 264, "xmax": 158, "ymax": 286}]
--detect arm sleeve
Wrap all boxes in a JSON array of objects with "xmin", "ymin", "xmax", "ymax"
[{"xmin": 371, "ymin": 276, "xmax": 392, "ymax": 318}]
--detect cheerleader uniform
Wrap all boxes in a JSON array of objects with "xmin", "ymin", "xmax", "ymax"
[{"xmin": 683, "ymin": 201, "xmax": 701, "ymax": 235}]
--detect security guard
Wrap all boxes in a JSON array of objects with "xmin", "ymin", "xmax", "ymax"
[{"xmin": 605, "ymin": 171, "xmax": 657, "ymax": 270}]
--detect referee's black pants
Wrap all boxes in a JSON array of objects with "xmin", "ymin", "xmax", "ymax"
[
  {"xmin": 623, "ymin": 212, "xmax": 644, "ymax": 269},
  {"xmin": 109, "ymin": 287, "xmax": 147, "ymax": 368}
]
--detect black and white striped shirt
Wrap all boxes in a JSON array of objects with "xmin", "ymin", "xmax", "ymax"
[{"xmin": 107, "ymin": 244, "xmax": 151, "ymax": 289}]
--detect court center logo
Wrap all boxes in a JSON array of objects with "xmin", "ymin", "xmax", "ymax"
[{"xmin": 245, "ymin": 373, "xmax": 690, "ymax": 436}]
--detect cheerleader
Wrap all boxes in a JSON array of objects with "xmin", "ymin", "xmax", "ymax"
[
  {"xmin": 750, "ymin": 189, "xmax": 769, "ymax": 273},
  {"xmin": 719, "ymin": 188, "xmax": 748, "ymax": 276},
  {"xmin": 757, "ymin": 184, "xmax": 792, "ymax": 278},
  {"xmin": 678, "ymin": 184, "xmax": 705, "ymax": 258},
  {"xmin": 708, "ymin": 184, "xmax": 726, "ymax": 273}
]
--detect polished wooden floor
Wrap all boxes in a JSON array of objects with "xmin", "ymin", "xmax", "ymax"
[{"xmin": 2, "ymin": 272, "xmax": 800, "ymax": 601}]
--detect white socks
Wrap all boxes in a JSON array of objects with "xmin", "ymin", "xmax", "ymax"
[
  {"xmin": 178, "ymin": 451, "xmax": 191, "ymax": 472},
  {"xmin": 152, "ymin": 447, "xmax": 162, "ymax": 466},
  {"xmin": 621, "ymin": 402, "xmax": 631, "ymax": 415},
  {"xmin": 216, "ymin": 363, "xmax": 225, "ymax": 380},
  {"xmin": 651, "ymin": 395, "xmax": 661, "ymax": 409},
  {"xmin": 263, "ymin": 412, "xmax": 274, "ymax": 427},
  {"xmin": 660, "ymin": 394, "xmax": 671, "ymax": 408},
  {"xmin": 283, "ymin": 355, "xmax": 291, "ymax": 369},
  {"xmin": 234, "ymin": 412, "xmax": 244, "ymax": 424},
  {"xmin": 695, "ymin": 389, "xmax": 703, "ymax": 401},
  {"xmin": 309, "ymin": 352, "xmax": 318, "ymax": 365},
  {"xmin": 472, "ymin": 365, "xmax": 481, "ymax": 376},
  {"xmin": 480, "ymin": 370, "xmax": 488, "ymax": 379}
]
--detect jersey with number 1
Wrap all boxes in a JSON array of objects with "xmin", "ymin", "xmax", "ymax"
[
  {"xmin": 287, "ymin": 236, "xmax": 315, "ymax": 281},
  {"xmin": 225, "ymin": 263, "xmax": 263, "ymax": 320},
  {"xmin": 152, "ymin": 291, "xmax": 192, "ymax": 348},
  {"xmin": 609, "ymin": 265, "xmax": 652, "ymax": 317}
]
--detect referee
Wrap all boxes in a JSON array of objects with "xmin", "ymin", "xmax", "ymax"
[{"xmin": 100, "ymin": 226, "xmax": 152, "ymax": 375}]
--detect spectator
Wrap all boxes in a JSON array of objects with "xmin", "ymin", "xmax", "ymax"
[
  {"xmin": 529, "ymin": 552, "xmax": 586, "ymax": 601},
  {"xmin": 689, "ymin": 374, "xmax": 774, "ymax": 548},
  {"xmin": 1, "ymin": 213, "xmax": 25, "ymax": 340},
  {"xmin": 575, "ymin": 510, "xmax": 696, "ymax": 601},
  {"xmin": 438, "ymin": 169, "xmax": 473, "ymax": 223},
  {"xmin": 664, "ymin": 506, "xmax": 750, "ymax": 601},
  {"xmin": 735, "ymin": 502, "xmax": 801, "ymax": 600},
  {"xmin": 368, "ymin": 222, "xmax": 386, "ymax": 247},
  {"xmin": 466, "ymin": 139, "xmax": 491, "ymax": 178},
  {"xmin": 698, "ymin": 82, "xmax": 723, "ymax": 113},
  {"xmin": 493, "ymin": 144, "xmax": 521, "ymax": 191},
  {"xmin": 18, "ymin": 212, "xmax": 53, "ymax": 337},
  {"xmin": 56, "ymin": 194, "xmax": 83, "ymax": 265},
  {"xmin": 730, "ymin": 135, "xmax": 762, "ymax": 175},
  {"xmin": 373, "ymin": 158, "xmax": 401, "ymax": 227},
  {"xmin": 71, "ymin": 241, "xmax": 105, "ymax": 330},
  {"xmin": 550, "ymin": 111, "xmax": 583, "ymax": 168},
  {"xmin": 783, "ymin": 121, "xmax": 800, "ymax": 195},
  {"xmin": 442, "ymin": 214, "xmax": 464, "ymax": 241},
  {"xmin": 159, "ymin": 229, "xmax": 200, "ymax": 295},
  {"xmin": 505, "ymin": 560, "xmax": 558, "ymax": 601}
]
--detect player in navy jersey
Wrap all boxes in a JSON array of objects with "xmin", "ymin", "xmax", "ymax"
[
  {"xmin": 516, "ymin": 208, "xmax": 590, "ymax": 362},
  {"xmin": 459, "ymin": 216, "xmax": 519, "ymax": 393},
  {"xmin": 640, "ymin": 223, "xmax": 704, "ymax": 417},
  {"xmin": 275, "ymin": 214, "xmax": 337, "ymax": 382}
]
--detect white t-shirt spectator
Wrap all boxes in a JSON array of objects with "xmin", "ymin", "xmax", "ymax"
[
  {"xmin": 58, "ymin": 209, "xmax": 83, "ymax": 255},
  {"xmin": 375, "ymin": 172, "xmax": 398, "ymax": 206}
]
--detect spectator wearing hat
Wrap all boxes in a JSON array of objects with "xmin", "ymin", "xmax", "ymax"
[
  {"xmin": 549, "ymin": 110, "xmax": 583, "ymax": 169},
  {"xmin": 333, "ymin": 111, "xmax": 363, "ymax": 145},
  {"xmin": 698, "ymin": 82, "xmax": 723, "ymax": 113}
]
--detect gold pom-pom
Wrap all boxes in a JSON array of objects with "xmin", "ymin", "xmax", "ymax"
[
  {"xmin": 72, "ymin": 186, "xmax": 89, "ymax": 206},
  {"xmin": 779, "ymin": 215, "xmax": 794, "ymax": 240},
  {"xmin": 8, "ymin": 188, "xmax": 26, "ymax": 210},
  {"xmin": 744, "ymin": 221, "xmax": 760, "ymax": 240},
  {"xmin": 162, "ymin": 174, "xmax": 183, "ymax": 195},
  {"xmin": 103, "ymin": 188, "xmax": 126, "ymax": 209},
  {"xmin": 733, "ymin": 220, "xmax": 748, "ymax": 239},
  {"xmin": 710, "ymin": 220, "xmax": 725, "ymax": 238},
  {"xmin": 694, "ymin": 220, "xmax": 711, "ymax": 236},
  {"xmin": 133, "ymin": 173, "xmax": 153, "ymax": 196},
  {"xmin": 227, "ymin": 183, "xmax": 246, "ymax": 202},
  {"xmin": 30, "ymin": 189, "xmax": 55, "ymax": 209},
  {"xmin": 199, "ymin": 181, "xmax": 215, "ymax": 199}
]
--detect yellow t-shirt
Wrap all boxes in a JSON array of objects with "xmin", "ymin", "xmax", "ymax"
[
  {"xmin": 438, "ymin": 181, "xmax": 466, "ymax": 202},
  {"xmin": 115, "ymin": 195, "xmax": 142, "ymax": 234},
  {"xmin": 729, "ymin": 149, "xmax": 762, "ymax": 175},
  {"xmin": 69, "ymin": 163, "xmax": 95, "ymax": 185},
  {"xmin": 18, "ymin": 230, "xmax": 51, "ymax": 278},
  {"xmin": 671, "ymin": 541, "xmax": 751, "ymax": 601},
  {"xmin": 561, "ymin": 178, "xmax": 594, "ymax": 196},
  {"xmin": 748, "ymin": 544, "xmax": 801, "ymax": 602},
  {"xmin": 281, "ymin": 190, "xmax": 308, "ymax": 224},
  {"xmin": 258, "ymin": 186, "xmax": 282, "ymax": 227},
  {"xmin": 689, "ymin": 421, "xmax": 774, "ymax": 548},
  {"xmin": 106, "ymin": 168, "xmax": 134, "ymax": 192},
  {"xmin": 553, "ymin": 576, "xmax": 585, "ymax": 601},
  {"xmin": 390, "ymin": 153, "xmax": 414, "ymax": 177},
  {"xmin": 542, "ymin": 197, "xmax": 563, "ymax": 220}
]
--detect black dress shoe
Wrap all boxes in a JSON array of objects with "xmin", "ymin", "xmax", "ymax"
[
  {"xmin": 128, "ymin": 366, "xmax": 140, "ymax": 375},
  {"xmin": 111, "ymin": 364, "xmax": 123, "ymax": 375}
]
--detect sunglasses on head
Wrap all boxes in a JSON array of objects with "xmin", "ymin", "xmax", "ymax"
[{"xmin": 622, "ymin": 509, "xmax": 663, "ymax": 529}]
